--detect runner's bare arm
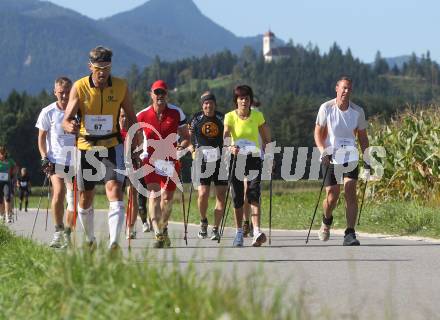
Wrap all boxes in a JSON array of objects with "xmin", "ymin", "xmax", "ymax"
[
  {"xmin": 120, "ymin": 88, "xmax": 139, "ymax": 147},
  {"xmin": 37, "ymin": 130, "xmax": 48, "ymax": 159},
  {"xmin": 120, "ymin": 88, "xmax": 136, "ymax": 128},
  {"xmin": 258, "ymin": 122, "xmax": 271, "ymax": 152},
  {"xmin": 357, "ymin": 129, "xmax": 369, "ymax": 154},
  {"xmin": 177, "ymin": 124, "xmax": 191, "ymax": 149},
  {"xmin": 223, "ymin": 124, "xmax": 238, "ymax": 155},
  {"xmin": 314, "ymin": 124, "xmax": 327, "ymax": 155},
  {"xmin": 62, "ymin": 85, "xmax": 80, "ymax": 134}
]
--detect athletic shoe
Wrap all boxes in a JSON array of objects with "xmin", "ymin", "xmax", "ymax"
[
  {"xmin": 232, "ymin": 231, "xmax": 244, "ymax": 247},
  {"xmin": 318, "ymin": 223, "xmax": 331, "ymax": 242},
  {"xmin": 243, "ymin": 221, "xmax": 250, "ymax": 238},
  {"xmin": 210, "ymin": 227, "xmax": 220, "ymax": 241},
  {"xmin": 153, "ymin": 233, "xmax": 165, "ymax": 248},
  {"xmin": 197, "ymin": 220, "xmax": 208, "ymax": 239},
  {"xmin": 252, "ymin": 232, "xmax": 267, "ymax": 247},
  {"xmin": 142, "ymin": 222, "xmax": 150, "ymax": 233},
  {"xmin": 163, "ymin": 228, "xmax": 171, "ymax": 248},
  {"xmin": 84, "ymin": 237, "xmax": 97, "ymax": 252},
  {"xmin": 108, "ymin": 242, "xmax": 121, "ymax": 258},
  {"xmin": 126, "ymin": 229, "xmax": 137, "ymax": 240},
  {"xmin": 343, "ymin": 232, "xmax": 360, "ymax": 246},
  {"xmin": 61, "ymin": 229, "xmax": 72, "ymax": 249},
  {"xmin": 7, "ymin": 214, "xmax": 13, "ymax": 223},
  {"xmin": 49, "ymin": 231, "xmax": 64, "ymax": 248}
]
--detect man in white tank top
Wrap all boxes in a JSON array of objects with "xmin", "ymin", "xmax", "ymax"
[{"xmin": 314, "ymin": 76, "xmax": 370, "ymax": 246}]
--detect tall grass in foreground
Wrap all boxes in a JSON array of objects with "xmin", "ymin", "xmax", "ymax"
[{"xmin": 0, "ymin": 226, "xmax": 306, "ymax": 320}]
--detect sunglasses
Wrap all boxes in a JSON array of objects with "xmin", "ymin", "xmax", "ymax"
[
  {"xmin": 153, "ymin": 89, "xmax": 167, "ymax": 95},
  {"xmin": 89, "ymin": 61, "xmax": 112, "ymax": 70}
]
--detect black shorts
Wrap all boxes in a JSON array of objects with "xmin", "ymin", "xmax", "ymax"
[
  {"xmin": 199, "ymin": 159, "xmax": 228, "ymax": 186},
  {"xmin": 321, "ymin": 162, "xmax": 359, "ymax": 187},
  {"xmin": 19, "ymin": 187, "xmax": 30, "ymax": 199},
  {"xmin": 77, "ymin": 144, "xmax": 125, "ymax": 191},
  {"xmin": 0, "ymin": 182, "xmax": 12, "ymax": 202},
  {"xmin": 230, "ymin": 155, "xmax": 262, "ymax": 209}
]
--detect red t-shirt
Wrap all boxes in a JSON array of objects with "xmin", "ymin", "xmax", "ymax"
[{"xmin": 136, "ymin": 104, "xmax": 186, "ymax": 161}]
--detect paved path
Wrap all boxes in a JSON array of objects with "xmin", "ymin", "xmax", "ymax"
[{"xmin": 8, "ymin": 209, "xmax": 440, "ymax": 319}]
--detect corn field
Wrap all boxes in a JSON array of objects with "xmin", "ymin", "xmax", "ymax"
[{"xmin": 367, "ymin": 106, "xmax": 440, "ymax": 202}]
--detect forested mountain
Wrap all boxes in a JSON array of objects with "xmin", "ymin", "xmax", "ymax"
[
  {"xmin": 3, "ymin": 42, "xmax": 439, "ymax": 183},
  {"xmin": 0, "ymin": 0, "xmax": 262, "ymax": 98},
  {"xmin": 98, "ymin": 0, "xmax": 261, "ymax": 61},
  {"xmin": 0, "ymin": 0, "xmax": 149, "ymax": 98}
]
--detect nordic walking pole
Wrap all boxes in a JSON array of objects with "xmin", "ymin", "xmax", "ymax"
[
  {"xmin": 13, "ymin": 183, "xmax": 18, "ymax": 221},
  {"xmin": 218, "ymin": 154, "xmax": 237, "ymax": 244},
  {"xmin": 45, "ymin": 179, "xmax": 51, "ymax": 231},
  {"xmin": 185, "ymin": 181, "xmax": 193, "ymax": 241},
  {"xmin": 126, "ymin": 186, "xmax": 133, "ymax": 250},
  {"xmin": 31, "ymin": 176, "xmax": 48, "ymax": 239},
  {"xmin": 305, "ymin": 162, "xmax": 329, "ymax": 244},
  {"xmin": 269, "ymin": 171, "xmax": 273, "ymax": 245},
  {"xmin": 357, "ymin": 172, "xmax": 369, "ymax": 226},
  {"xmin": 179, "ymin": 163, "xmax": 188, "ymax": 246}
]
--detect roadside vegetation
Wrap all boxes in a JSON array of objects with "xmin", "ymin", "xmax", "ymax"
[{"xmin": 0, "ymin": 225, "xmax": 303, "ymax": 320}]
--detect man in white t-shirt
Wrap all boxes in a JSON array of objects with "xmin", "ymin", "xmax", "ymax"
[
  {"xmin": 35, "ymin": 77, "xmax": 76, "ymax": 248},
  {"xmin": 314, "ymin": 76, "xmax": 370, "ymax": 246}
]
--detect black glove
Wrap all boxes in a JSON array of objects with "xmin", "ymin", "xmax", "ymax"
[{"xmin": 41, "ymin": 157, "xmax": 54, "ymax": 176}]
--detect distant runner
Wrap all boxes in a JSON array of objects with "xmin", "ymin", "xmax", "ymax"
[
  {"xmin": 17, "ymin": 167, "xmax": 31, "ymax": 212},
  {"xmin": 0, "ymin": 146, "xmax": 17, "ymax": 224},
  {"xmin": 314, "ymin": 76, "xmax": 370, "ymax": 246},
  {"xmin": 36, "ymin": 76, "xmax": 76, "ymax": 248},
  {"xmin": 189, "ymin": 91, "xmax": 227, "ymax": 241}
]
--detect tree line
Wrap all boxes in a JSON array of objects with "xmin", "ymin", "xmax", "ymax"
[{"xmin": 1, "ymin": 43, "xmax": 439, "ymax": 184}]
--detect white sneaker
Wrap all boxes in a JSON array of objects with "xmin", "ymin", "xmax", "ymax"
[
  {"xmin": 252, "ymin": 232, "xmax": 267, "ymax": 247},
  {"xmin": 49, "ymin": 231, "xmax": 64, "ymax": 248},
  {"xmin": 142, "ymin": 222, "xmax": 150, "ymax": 233},
  {"xmin": 7, "ymin": 213, "xmax": 13, "ymax": 223},
  {"xmin": 61, "ymin": 230, "xmax": 72, "ymax": 249},
  {"xmin": 126, "ymin": 229, "xmax": 137, "ymax": 239},
  {"xmin": 318, "ymin": 223, "xmax": 331, "ymax": 241}
]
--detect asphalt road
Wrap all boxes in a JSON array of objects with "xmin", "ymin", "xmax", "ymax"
[{"xmin": 8, "ymin": 208, "xmax": 440, "ymax": 319}]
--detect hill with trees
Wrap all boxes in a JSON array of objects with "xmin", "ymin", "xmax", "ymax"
[{"xmin": 1, "ymin": 42, "xmax": 439, "ymax": 183}]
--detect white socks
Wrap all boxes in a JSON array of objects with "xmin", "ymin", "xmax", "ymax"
[
  {"xmin": 78, "ymin": 206, "xmax": 94, "ymax": 242},
  {"xmin": 108, "ymin": 201, "xmax": 125, "ymax": 246}
]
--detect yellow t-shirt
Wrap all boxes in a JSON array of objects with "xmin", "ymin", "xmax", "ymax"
[
  {"xmin": 75, "ymin": 75, "xmax": 127, "ymax": 150},
  {"xmin": 224, "ymin": 109, "xmax": 265, "ymax": 152}
]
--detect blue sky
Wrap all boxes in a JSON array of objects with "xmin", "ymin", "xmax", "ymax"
[{"xmin": 46, "ymin": 0, "xmax": 439, "ymax": 63}]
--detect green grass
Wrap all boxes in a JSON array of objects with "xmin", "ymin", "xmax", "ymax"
[
  {"xmin": 0, "ymin": 226, "xmax": 304, "ymax": 320},
  {"xmin": 23, "ymin": 180, "xmax": 440, "ymax": 239}
]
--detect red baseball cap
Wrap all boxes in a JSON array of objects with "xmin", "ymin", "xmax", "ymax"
[{"xmin": 151, "ymin": 80, "xmax": 168, "ymax": 91}]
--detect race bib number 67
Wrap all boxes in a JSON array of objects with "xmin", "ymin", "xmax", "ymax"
[{"xmin": 85, "ymin": 115, "xmax": 113, "ymax": 136}]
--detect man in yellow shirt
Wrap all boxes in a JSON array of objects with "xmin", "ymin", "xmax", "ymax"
[{"xmin": 63, "ymin": 46, "xmax": 138, "ymax": 251}]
